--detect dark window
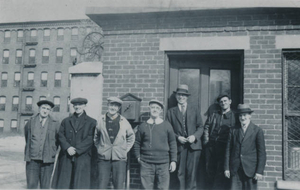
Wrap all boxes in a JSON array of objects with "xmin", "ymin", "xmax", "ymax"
[
  {"xmin": 43, "ymin": 28, "xmax": 50, "ymax": 41},
  {"xmin": 27, "ymin": 72, "xmax": 34, "ymax": 87},
  {"xmin": 3, "ymin": 50, "xmax": 9, "ymax": 64},
  {"xmin": 71, "ymin": 27, "xmax": 78, "ymax": 40},
  {"xmin": 54, "ymin": 72, "xmax": 62, "ymax": 87},
  {"xmin": 12, "ymin": 96, "xmax": 19, "ymax": 111},
  {"xmin": 17, "ymin": 30, "xmax": 23, "ymax": 42},
  {"xmin": 42, "ymin": 49, "xmax": 49, "ymax": 64},
  {"xmin": 29, "ymin": 49, "xmax": 35, "ymax": 64},
  {"xmin": 1, "ymin": 72, "xmax": 8, "ymax": 87},
  {"xmin": 14, "ymin": 72, "xmax": 21, "ymax": 87},
  {"xmin": 25, "ymin": 96, "xmax": 33, "ymax": 111},
  {"xmin": 57, "ymin": 28, "xmax": 64, "ymax": 41},
  {"xmin": 56, "ymin": 48, "xmax": 63, "ymax": 63},
  {"xmin": 4, "ymin": 30, "xmax": 11, "ymax": 43},
  {"xmin": 41, "ymin": 72, "xmax": 48, "ymax": 87},
  {"xmin": 53, "ymin": 97, "xmax": 60, "ymax": 112},
  {"xmin": 0, "ymin": 96, "xmax": 6, "ymax": 111},
  {"xmin": 16, "ymin": 50, "xmax": 22, "ymax": 64},
  {"xmin": 30, "ymin": 29, "xmax": 37, "ymax": 41}
]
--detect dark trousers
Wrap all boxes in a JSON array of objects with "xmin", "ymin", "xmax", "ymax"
[
  {"xmin": 140, "ymin": 161, "xmax": 170, "ymax": 190},
  {"xmin": 171, "ymin": 145, "xmax": 201, "ymax": 190},
  {"xmin": 26, "ymin": 160, "xmax": 54, "ymax": 189},
  {"xmin": 206, "ymin": 142, "xmax": 230, "ymax": 190},
  {"xmin": 231, "ymin": 166, "xmax": 257, "ymax": 190},
  {"xmin": 97, "ymin": 159, "xmax": 127, "ymax": 189}
]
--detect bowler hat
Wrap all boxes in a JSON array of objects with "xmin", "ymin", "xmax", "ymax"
[
  {"xmin": 149, "ymin": 99, "xmax": 164, "ymax": 109},
  {"xmin": 37, "ymin": 100, "xmax": 55, "ymax": 108},
  {"xmin": 236, "ymin": 104, "xmax": 254, "ymax": 114},
  {"xmin": 217, "ymin": 93, "xmax": 231, "ymax": 102},
  {"xmin": 173, "ymin": 84, "xmax": 191, "ymax": 96},
  {"xmin": 107, "ymin": 97, "xmax": 123, "ymax": 105},
  {"xmin": 70, "ymin": 97, "xmax": 88, "ymax": 104}
]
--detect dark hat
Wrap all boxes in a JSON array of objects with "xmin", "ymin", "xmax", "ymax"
[
  {"xmin": 37, "ymin": 100, "xmax": 55, "ymax": 108},
  {"xmin": 70, "ymin": 97, "xmax": 88, "ymax": 104},
  {"xmin": 149, "ymin": 99, "xmax": 164, "ymax": 109},
  {"xmin": 107, "ymin": 97, "xmax": 123, "ymax": 105},
  {"xmin": 217, "ymin": 93, "xmax": 231, "ymax": 102},
  {"xmin": 236, "ymin": 104, "xmax": 254, "ymax": 114},
  {"xmin": 173, "ymin": 84, "xmax": 191, "ymax": 96}
]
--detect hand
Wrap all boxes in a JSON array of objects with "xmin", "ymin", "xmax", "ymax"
[
  {"xmin": 178, "ymin": 136, "xmax": 188, "ymax": 144},
  {"xmin": 67, "ymin": 147, "xmax": 76, "ymax": 156},
  {"xmin": 254, "ymin": 173, "xmax": 263, "ymax": 180},
  {"xmin": 137, "ymin": 157, "xmax": 141, "ymax": 164},
  {"xmin": 203, "ymin": 137, "xmax": 209, "ymax": 145},
  {"xmin": 224, "ymin": 170, "xmax": 230, "ymax": 178},
  {"xmin": 187, "ymin": 135, "xmax": 196, "ymax": 143},
  {"xmin": 169, "ymin": 161, "xmax": 176, "ymax": 173}
]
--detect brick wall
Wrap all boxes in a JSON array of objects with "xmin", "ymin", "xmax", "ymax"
[{"xmin": 98, "ymin": 8, "xmax": 300, "ymax": 189}]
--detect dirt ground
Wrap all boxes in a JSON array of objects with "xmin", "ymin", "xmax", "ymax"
[{"xmin": 0, "ymin": 135, "xmax": 26, "ymax": 189}]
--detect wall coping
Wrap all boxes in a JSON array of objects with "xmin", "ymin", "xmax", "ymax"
[{"xmin": 69, "ymin": 62, "xmax": 103, "ymax": 74}]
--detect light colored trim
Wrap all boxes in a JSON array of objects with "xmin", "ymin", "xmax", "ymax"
[
  {"xmin": 159, "ymin": 36, "xmax": 250, "ymax": 51},
  {"xmin": 276, "ymin": 35, "xmax": 300, "ymax": 49}
]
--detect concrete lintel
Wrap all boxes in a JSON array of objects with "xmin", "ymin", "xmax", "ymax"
[
  {"xmin": 276, "ymin": 35, "xmax": 300, "ymax": 49},
  {"xmin": 160, "ymin": 36, "xmax": 250, "ymax": 51},
  {"xmin": 69, "ymin": 62, "xmax": 103, "ymax": 74}
]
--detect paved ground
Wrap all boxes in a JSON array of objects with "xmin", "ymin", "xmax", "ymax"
[{"xmin": 0, "ymin": 136, "xmax": 26, "ymax": 189}]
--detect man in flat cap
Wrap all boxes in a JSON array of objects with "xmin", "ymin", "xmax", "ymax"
[
  {"xmin": 94, "ymin": 97, "xmax": 135, "ymax": 189},
  {"xmin": 24, "ymin": 100, "xmax": 60, "ymax": 189},
  {"xmin": 203, "ymin": 93, "xmax": 236, "ymax": 190},
  {"xmin": 166, "ymin": 84, "xmax": 204, "ymax": 190},
  {"xmin": 224, "ymin": 104, "xmax": 266, "ymax": 190},
  {"xmin": 134, "ymin": 99, "xmax": 177, "ymax": 189},
  {"xmin": 52, "ymin": 97, "xmax": 97, "ymax": 189}
]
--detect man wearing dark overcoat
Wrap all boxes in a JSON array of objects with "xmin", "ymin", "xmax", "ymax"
[
  {"xmin": 24, "ymin": 100, "xmax": 60, "ymax": 189},
  {"xmin": 224, "ymin": 104, "xmax": 266, "ymax": 190},
  {"xmin": 51, "ymin": 97, "xmax": 97, "ymax": 189},
  {"xmin": 166, "ymin": 84, "xmax": 204, "ymax": 190},
  {"xmin": 203, "ymin": 93, "xmax": 236, "ymax": 190}
]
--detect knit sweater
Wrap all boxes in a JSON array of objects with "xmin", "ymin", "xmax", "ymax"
[{"xmin": 134, "ymin": 120, "xmax": 177, "ymax": 164}]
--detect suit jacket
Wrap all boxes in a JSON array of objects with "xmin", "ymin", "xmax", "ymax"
[
  {"xmin": 224, "ymin": 122, "xmax": 266, "ymax": 177},
  {"xmin": 166, "ymin": 105, "xmax": 204, "ymax": 152}
]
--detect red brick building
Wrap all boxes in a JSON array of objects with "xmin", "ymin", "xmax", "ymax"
[{"xmin": 86, "ymin": 1, "xmax": 300, "ymax": 189}]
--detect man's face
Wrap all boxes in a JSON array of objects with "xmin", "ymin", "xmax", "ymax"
[
  {"xmin": 107, "ymin": 102, "xmax": 121, "ymax": 116},
  {"xmin": 176, "ymin": 93, "xmax": 188, "ymax": 105},
  {"xmin": 149, "ymin": 103, "xmax": 162, "ymax": 118},
  {"xmin": 219, "ymin": 97, "xmax": 232, "ymax": 111},
  {"xmin": 39, "ymin": 104, "xmax": 52, "ymax": 118},
  {"xmin": 239, "ymin": 113, "xmax": 251, "ymax": 126},
  {"xmin": 73, "ymin": 103, "xmax": 86, "ymax": 114}
]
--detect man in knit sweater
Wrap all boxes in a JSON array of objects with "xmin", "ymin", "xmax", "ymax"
[{"xmin": 134, "ymin": 99, "xmax": 177, "ymax": 190}]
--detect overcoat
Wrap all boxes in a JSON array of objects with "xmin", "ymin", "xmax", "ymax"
[
  {"xmin": 52, "ymin": 111, "xmax": 96, "ymax": 189},
  {"xmin": 224, "ymin": 122, "xmax": 266, "ymax": 177},
  {"xmin": 166, "ymin": 105, "xmax": 204, "ymax": 152}
]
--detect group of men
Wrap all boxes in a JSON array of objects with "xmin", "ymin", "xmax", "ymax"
[{"xmin": 24, "ymin": 84, "xmax": 266, "ymax": 190}]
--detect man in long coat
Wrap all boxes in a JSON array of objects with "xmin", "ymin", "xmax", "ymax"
[
  {"xmin": 52, "ymin": 97, "xmax": 97, "ymax": 189},
  {"xmin": 224, "ymin": 104, "xmax": 266, "ymax": 190},
  {"xmin": 166, "ymin": 84, "xmax": 204, "ymax": 190}
]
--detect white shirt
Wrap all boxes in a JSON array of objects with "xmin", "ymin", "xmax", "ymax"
[
  {"xmin": 178, "ymin": 103, "xmax": 187, "ymax": 113},
  {"xmin": 147, "ymin": 117, "xmax": 163, "ymax": 125},
  {"xmin": 241, "ymin": 120, "xmax": 250, "ymax": 133}
]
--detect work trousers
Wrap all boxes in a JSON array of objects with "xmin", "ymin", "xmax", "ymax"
[{"xmin": 26, "ymin": 160, "xmax": 54, "ymax": 189}]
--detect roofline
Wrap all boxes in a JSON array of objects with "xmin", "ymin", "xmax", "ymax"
[{"xmin": 0, "ymin": 19, "xmax": 91, "ymax": 26}]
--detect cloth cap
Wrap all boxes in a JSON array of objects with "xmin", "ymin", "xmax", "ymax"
[
  {"xmin": 173, "ymin": 84, "xmax": 191, "ymax": 96},
  {"xmin": 236, "ymin": 104, "xmax": 254, "ymax": 114},
  {"xmin": 107, "ymin": 97, "xmax": 123, "ymax": 105},
  {"xmin": 70, "ymin": 97, "xmax": 88, "ymax": 105},
  {"xmin": 217, "ymin": 93, "xmax": 231, "ymax": 102},
  {"xmin": 37, "ymin": 100, "xmax": 55, "ymax": 108},
  {"xmin": 149, "ymin": 99, "xmax": 164, "ymax": 109}
]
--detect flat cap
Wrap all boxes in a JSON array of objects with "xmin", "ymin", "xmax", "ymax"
[
  {"xmin": 107, "ymin": 97, "xmax": 123, "ymax": 105},
  {"xmin": 217, "ymin": 93, "xmax": 231, "ymax": 102},
  {"xmin": 70, "ymin": 97, "xmax": 88, "ymax": 104},
  {"xmin": 236, "ymin": 104, "xmax": 254, "ymax": 114},
  {"xmin": 37, "ymin": 100, "xmax": 55, "ymax": 108},
  {"xmin": 149, "ymin": 99, "xmax": 164, "ymax": 109}
]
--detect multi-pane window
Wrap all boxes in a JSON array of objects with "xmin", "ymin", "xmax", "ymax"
[
  {"xmin": 12, "ymin": 96, "xmax": 19, "ymax": 111},
  {"xmin": 42, "ymin": 49, "xmax": 49, "ymax": 64},
  {"xmin": 4, "ymin": 30, "xmax": 11, "ymax": 42},
  {"xmin": 53, "ymin": 96, "xmax": 60, "ymax": 112},
  {"xmin": 17, "ymin": 30, "xmax": 23, "ymax": 41},
  {"xmin": 3, "ymin": 50, "xmax": 9, "ymax": 64},
  {"xmin": 30, "ymin": 29, "xmax": 37, "ymax": 41},
  {"xmin": 0, "ymin": 96, "xmax": 6, "ymax": 111},
  {"xmin": 54, "ymin": 72, "xmax": 62, "ymax": 87},
  {"xmin": 57, "ymin": 28, "xmax": 64, "ymax": 41},
  {"xmin": 25, "ymin": 96, "xmax": 33, "ymax": 111},
  {"xmin": 14, "ymin": 72, "xmax": 21, "ymax": 87},
  {"xmin": 27, "ymin": 72, "xmax": 34, "ymax": 87},
  {"xmin": 39, "ymin": 96, "xmax": 46, "ymax": 101},
  {"xmin": 283, "ymin": 51, "xmax": 300, "ymax": 180},
  {"xmin": 71, "ymin": 27, "xmax": 78, "ymax": 40},
  {"xmin": 56, "ymin": 48, "xmax": 63, "ymax": 63},
  {"xmin": 29, "ymin": 49, "xmax": 36, "ymax": 64},
  {"xmin": 70, "ymin": 48, "xmax": 77, "ymax": 63},
  {"xmin": 1, "ymin": 72, "xmax": 8, "ymax": 87},
  {"xmin": 11, "ymin": 120, "xmax": 17, "ymax": 132},
  {"xmin": 43, "ymin": 28, "xmax": 50, "ymax": 41},
  {"xmin": 41, "ymin": 72, "xmax": 48, "ymax": 87},
  {"xmin": 16, "ymin": 50, "xmax": 22, "ymax": 64}
]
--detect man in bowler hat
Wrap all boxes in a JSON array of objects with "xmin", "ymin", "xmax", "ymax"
[
  {"xmin": 166, "ymin": 84, "xmax": 204, "ymax": 190},
  {"xmin": 224, "ymin": 104, "xmax": 266, "ymax": 190},
  {"xmin": 24, "ymin": 100, "xmax": 60, "ymax": 189},
  {"xmin": 52, "ymin": 97, "xmax": 97, "ymax": 189},
  {"xmin": 203, "ymin": 93, "xmax": 236, "ymax": 190}
]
